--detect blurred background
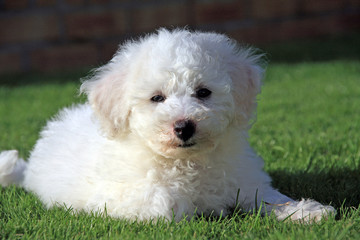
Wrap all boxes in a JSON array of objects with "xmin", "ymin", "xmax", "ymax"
[{"xmin": 0, "ymin": 0, "xmax": 359, "ymax": 73}]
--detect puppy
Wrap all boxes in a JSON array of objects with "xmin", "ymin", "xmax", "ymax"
[{"xmin": 0, "ymin": 29, "xmax": 335, "ymax": 222}]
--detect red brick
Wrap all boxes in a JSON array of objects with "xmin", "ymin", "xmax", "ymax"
[
  {"xmin": 112, "ymin": 10, "xmax": 128, "ymax": 34},
  {"xmin": 131, "ymin": 3, "xmax": 188, "ymax": 32},
  {"xmin": 89, "ymin": 0, "xmax": 111, "ymax": 4},
  {"xmin": 31, "ymin": 44, "xmax": 98, "ymax": 71},
  {"xmin": 99, "ymin": 41, "xmax": 120, "ymax": 63},
  {"xmin": 0, "ymin": 15, "xmax": 60, "ymax": 44},
  {"xmin": 228, "ymin": 24, "xmax": 277, "ymax": 44},
  {"xmin": 251, "ymin": 0, "xmax": 297, "ymax": 19},
  {"xmin": 66, "ymin": 10, "xmax": 126, "ymax": 40},
  {"xmin": 348, "ymin": 0, "xmax": 360, "ymax": 8},
  {"xmin": 36, "ymin": 0, "xmax": 57, "ymax": 7},
  {"xmin": 230, "ymin": 13, "xmax": 358, "ymax": 44},
  {"xmin": 0, "ymin": 52, "xmax": 22, "ymax": 73},
  {"xmin": 195, "ymin": 1, "xmax": 244, "ymax": 24},
  {"xmin": 275, "ymin": 17, "xmax": 341, "ymax": 41},
  {"xmin": 341, "ymin": 13, "xmax": 360, "ymax": 30},
  {"xmin": 65, "ymin": 0, "xmax": 86, "ymax": 5},
  {"xmin": 3, "ymin": 0, "xmax": 29, "ymax": 10},
  {"xmin": 273, "ymin": 15, "xmax": 349, "ymax": 41},
  {"xmin": 301, "ymin": 0, "xmax": 345, "ymax": 13}
]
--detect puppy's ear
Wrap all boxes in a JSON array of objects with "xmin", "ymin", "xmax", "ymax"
[
  {"xmin": 228, "ymin": 48, "xmax": 264, "ymax": 128},
  {"xmin": 80, "ymin": 64, "xmax": 130, "ymax": 138}
]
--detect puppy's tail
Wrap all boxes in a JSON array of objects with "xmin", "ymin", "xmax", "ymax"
[{"xmin": 0, "ymin": 150, "xmax": 27, "ymax": 187}]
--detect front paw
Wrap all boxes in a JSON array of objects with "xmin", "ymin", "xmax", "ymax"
[{"xmin": 272, "ymin": 199, "xmax": 336, "ymax": 223}]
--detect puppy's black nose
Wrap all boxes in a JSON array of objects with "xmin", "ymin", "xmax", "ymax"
[{"xmin": 173, "ymin": 120, "xmax": 196, "ymax": 142}]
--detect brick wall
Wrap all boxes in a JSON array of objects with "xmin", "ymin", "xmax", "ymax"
[{"xmin": 0, "ymin": 0, "xmax": 359, "ymax": 73}]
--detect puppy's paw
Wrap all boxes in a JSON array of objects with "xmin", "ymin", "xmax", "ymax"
[{"xmin": 273, "ymin": 199, "xmax": 336, "ymax": 223}]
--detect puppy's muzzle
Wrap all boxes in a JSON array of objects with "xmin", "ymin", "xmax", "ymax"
[{"xmin": 173, "ymin": 119, "xmax": 196, "ymax": 142}]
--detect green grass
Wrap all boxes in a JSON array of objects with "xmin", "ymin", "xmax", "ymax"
[{"xmin": 1, "ymin": 34, "xmax": 360, "ymax": 239}]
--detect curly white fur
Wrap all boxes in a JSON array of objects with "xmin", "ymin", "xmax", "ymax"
[{"xmin": 0, "ymin": 29, "xmax": 335, "ymax": 222}]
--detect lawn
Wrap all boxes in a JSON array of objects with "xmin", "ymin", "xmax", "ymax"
[{"xmin": 1, "ymin": 33, "xmax": 360, "ymax": 239}]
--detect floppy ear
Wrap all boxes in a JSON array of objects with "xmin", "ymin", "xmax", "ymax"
[
  {"xmin": 228, "ymin": 49, "xmax": 264, "ymax": 128},
  {"xmin": 80, "ymin": 64, "xmax": 130, "ymax": 138}
]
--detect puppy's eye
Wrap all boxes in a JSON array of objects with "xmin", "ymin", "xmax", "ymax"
[
  {"xmin": 196, "ymin": 88, "xmax": 212, "ymax": 99},
  {"xmin": 150, "ymin": 94, "xmax": 166, "ymax": 103}
]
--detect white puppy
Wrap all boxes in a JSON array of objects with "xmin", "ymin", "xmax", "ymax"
[{"xmin": 0, "ymin": 29, "xmax": 335, "ymax": 222}]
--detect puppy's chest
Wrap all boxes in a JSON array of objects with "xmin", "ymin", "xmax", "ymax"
[{"xmin": 152, "ymin": 161, "xmax": 233, "ymax": 198}]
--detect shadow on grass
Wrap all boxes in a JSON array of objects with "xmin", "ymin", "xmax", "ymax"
[
  {"xmin": 202, "ymin": 167, "xmax": 360, "ymax": 222},
  {"xmin": 224, "ymin": 168, "xmax": 360, "ymax": 221},
  {"xmin": 269, "ymin": 168, "xmax": 360, "ymax": 211}
]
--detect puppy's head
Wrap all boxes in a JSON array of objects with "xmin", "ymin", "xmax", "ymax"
[{"xmin": 81, "ymin": 29, "xmax": 264, "ymax": 158}]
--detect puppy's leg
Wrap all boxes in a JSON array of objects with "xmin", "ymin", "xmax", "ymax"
[
  {"xmin": 259, "ymin": 187, "xmax": 336, "ymax": 223},
  {"xmin": 235, "ymin": 150, "xmax": 336, "ymax": 222},
  {"xmin": 86, "ymin": 182, "xmax": 195, "ymax": 222}
]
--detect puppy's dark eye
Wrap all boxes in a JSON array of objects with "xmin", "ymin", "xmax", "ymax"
[
  {"xmin": 196, "ymin": 88, "xmax": 212, "ymax": 99},
  {"xmin": 150, "ymin": 94, "xmax": 166, "ymax": 103}
]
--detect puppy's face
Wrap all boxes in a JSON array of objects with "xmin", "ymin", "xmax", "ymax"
[
  {"xmin": 81, "ymin": 29, "xmax": 263, "ymax": 159},
  {"xmin": 127, "ymin": 55, "xmax": 235, "ymax": 158}
]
